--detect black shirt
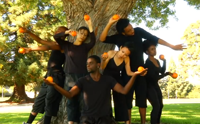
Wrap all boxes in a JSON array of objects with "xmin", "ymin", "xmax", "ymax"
[
  {"xmin": 47, "ymin": 50, "xmax": 65, "ymax": 71},
  {"xmin": 54, "ymin": 32, "xmax": 96, "ymax": 74},
  {"xmin": 104, "ymin": 27, "xmax": 159, "ymax": 71},
  {"xmin": 144, "ymin": 58, "xmax": 168, "ymax": 86},
  {"xmin": 76, "ymin": 75, "xmax": 117, "ymax": 117}
]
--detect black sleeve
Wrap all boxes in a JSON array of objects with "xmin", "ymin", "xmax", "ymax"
[
  {"xmin": 160, "ymin": 60, "xmax": 166, "ymax": 74},
  {"xmin": 53, "ymin": 32, "xmax": 68, "ymax": 49},
  {"xmin": 137, "ymin": 27, "xmax": 159, "ymax": 44},
  {"xmin": 103, "ymin": 34, "xmax": 118, "ymax": 44},
  {"xmin": 85, "ymin": 32, "xmax": 96, "ymax": 51},
  {"xmin": 157, "ymin": 60, "xmax": 168, "ymax": 80},
  {"xmin": 109, "ymin": 76, "xmax": 117, "ymax": 89},
  {"xmin": 75, "ymin": 78, "xmax": 83, "ymax": 91}
]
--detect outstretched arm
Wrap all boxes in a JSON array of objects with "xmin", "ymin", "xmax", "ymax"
[
  {"xmin": 113, "ymin": 69, "xmax": 147, "ymax": 94},
  {"xmin": 21, "ymin": 27, "xmax": 58, "ymax": 46},
  {"xmin": 44, "ymin": 79, "xmax": 80, "ymax": 99},
  {"xmin": 24, "ymin": 45, "xmax": 60, "ymax": 53},
  {"xmin": 99, "ymin": 17, "xmax": 120, "ymax": 42},
  {"xmin": 158, "ymin": 39, "xmax": 183, "ymax": 50}
]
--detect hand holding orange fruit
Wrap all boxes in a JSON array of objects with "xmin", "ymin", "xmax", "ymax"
[
  {"xmin": 19, "ymin": 27, "xmax": 26, "ymax": 33},
  {"xmin": 102, "ymin": 52, "xmax": 108, "ymax": 61},
  {"xmin": 18, "ymin": 48, "xmax": 25, "ymax": 54},
  {"xmin": 112, "ymin": 14, "xmax": 120, "ymax": 20},
  {"xmin": 84, "ymin": 14, "xmax": 90, "ymax": 21},
  {"xmin": 137, "ymin": 66, "xmax": 144, "ymax": 72},
  {"xmin": 70, "ymin": 31, "xmax": 77, "ymax": 37},
  {"xmin": 159, "ymin": 54, "xmax": 165, "ymax": 60},
  {"xmin": 171, "ymin": 73, "xmax": 178, "ymax": 79},
  {"xmin": 46, "ymin": 76, "xmax": 53, "ymax": 83}
]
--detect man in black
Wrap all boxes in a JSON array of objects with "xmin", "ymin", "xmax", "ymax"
[
  {"xmin": 22, "ymin": 27, "xmax": 66, "ymax": 124},
  {"xmin": 44, "ymin": 55, "xmax": 147, "ymax": 124},
  {"xmin": 100, "ymin": 18, "xmax": 184, "ymax": 124}
]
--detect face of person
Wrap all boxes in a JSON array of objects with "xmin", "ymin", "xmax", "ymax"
[
  {"xmin": 76, "ymin": 29, "xmax": 88, "ymax": 43},
  {"xmin": 86, "ymin": 58, "xmax": 100, "ymax": 73},
  {"xmin": 55, "ymin": 28, "xmax": 67, "ymax": 40},
  {"xmin": 123, "ymin": 24, "xmax": 135, "ymax": 36},
  {"xmin": 118, "ymin": 47, "xmax": 131, "ymax": 59},
  {"xmin": 146, "ymin": 45, "xmax": 156, "ymax": 56}
]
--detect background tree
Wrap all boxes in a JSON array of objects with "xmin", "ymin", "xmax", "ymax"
[
  {"xmin": 0, "ymin": 0, "xmax": 66, "ymax": 103},
  {"xmin": 1, "ymin": 0, "xmax": 200, "ymax": 123}
]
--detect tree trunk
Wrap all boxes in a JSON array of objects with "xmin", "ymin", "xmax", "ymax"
[
  {"xmin": 38, "ymin": 0, "xmax": 137, "ymax": 123},
  {"xmin": 1, "ymin": 82, "xmax": 34, "ymax": 103}
]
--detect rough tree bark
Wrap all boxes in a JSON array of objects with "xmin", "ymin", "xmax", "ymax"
[
  {"xmin": 37, "ymin": 0, "xmax": 137, "ymax": 123},
  {"xmin": 1, "ymin": 83, "xmax": 34, "ymax": 103}
]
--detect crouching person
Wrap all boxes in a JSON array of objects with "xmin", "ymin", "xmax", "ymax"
[{"xmin": 44, "ymin": 55, "xmax": 147, "ymax": 124}]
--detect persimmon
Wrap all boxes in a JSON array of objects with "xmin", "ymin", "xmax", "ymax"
[
  {"xmin": 159, "ymin": 54, "xmax": 165, "ymax": 60},
  {"xmin": 137, "ymin": 66, "xmax": 144, "ymax": 72},
  {"xmin": 46, "ymin": 76, "xmax": 53, "ymax": 83},
  {"xmin": 172, "ymin": 73, "xmax": 178, "ymax": 79},
  {"xmin": 70, "ymin": 31, "xmax": 77, "ymax": 37},
  {"xmin": 18, "ymin": 48, "xmax": 25, "ymax": 54},
  {"xmin": 112, "ymin": 14, "xmax": 120, "ymax": 20},
  {"xmin": 84, "ymin": 14, "xmax": 90, "ymax": 21},
  {"xmin": 19, "ymin": 28, "xmax": 26, "ymax": 33}
]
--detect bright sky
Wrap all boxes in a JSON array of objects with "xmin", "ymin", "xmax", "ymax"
[{"xmin": 135, "ymin": 0, "xmax": 200, "ymax": 65}]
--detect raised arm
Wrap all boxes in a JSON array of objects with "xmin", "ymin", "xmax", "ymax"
[
  {"xmin": 44, "ymin": 79, "xmax": 80, "ymax": 99},
  {"xmin": 100, "ymin": 51, "xmax": 112, "ymax": 70},
  {"xmin": 113, "ymin": 69, "xmax": 147, "ymax": 94},
  {"xmin": 99, "ymin": 17, "xmax": 119, "ymax": 42}
]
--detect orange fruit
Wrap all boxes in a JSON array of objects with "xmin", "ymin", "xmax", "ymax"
[
  {"xmin": 19, "ymin": 28, "xmax": 25, "ymax": 33},
  {"xmin": 159, "ymin": 54, "xmax": 165, "ymax": 60},
  {"xmin": 18, "ymin": 48, "xmax": 25, "ymax": 54},
  {"xmin": 137, "ymin": 66, "xmax": 144, "ymax": 72},
  {"xmin": 84, "ymin": 14, "xmax": 90, "ymax": 21},
  {"xmin": 46, "ymin": 76, "xmax": 53, "ymax": 82},
  {"xmin": 103, "ymin": 52, "xmax": 108, "ymax": 56},
  {"xmin": 112, "ymin": 14, "xmax": 120, "ymax": 20},
  {"xmin": 70, "ymin": 31, "xmax": 77, "ymax": 37},
  {"xmin": 172, "ymin": 73, "xmax": 178, "ymax": 79}
]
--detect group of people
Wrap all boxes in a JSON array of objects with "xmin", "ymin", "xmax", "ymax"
[{"xmin": 22, "ymin": 15, "xmax": 183, "ymax": 124}]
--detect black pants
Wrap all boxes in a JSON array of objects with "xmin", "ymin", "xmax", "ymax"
[
  {"xmin": 80, "ymin": 116, "xmax": 111, "ymax": 124},
  {"xmin": 32, "ymin": 70, "xmax": 65, "ymax": 116},
  {"xmin": 147, "ymin": 85, "xmax": 163, "ymax": 124}
]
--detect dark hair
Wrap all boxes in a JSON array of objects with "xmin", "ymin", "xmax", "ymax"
[
  {"xmin": 78, "ymin": 26, "xmax": 90, "ymax": 37},
  {"xmin": 88, "ymin": 55, "xmax": 101, "ymax": 63},
  {"xmin": 122, "ymin": 42, "xmax": 134, "ymax": 54},
  {"xmin": 142, "ymin": 40, "xmax": 158, "ymax": 54},
  {"xmin": 54, "ymin": 26, "xmax": 68, "ymax": 35},
  {"xmin": 116, "ymin": 19, "xmax": 130, "ymax": 34}
]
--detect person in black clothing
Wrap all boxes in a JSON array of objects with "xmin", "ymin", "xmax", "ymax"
[
  {"xmin": 100, "ymin": 17, "xmax": 184, "ymax": 124},
  {"xmin": 101, "ymin": 42, "xmax": 147, "ymax": 124},
  {"xmin": 143, "ymin": 40, "xmax": 173, "ymax": 124},
  {"xmin": 44, "ymin": 55, "xmax": 147, "ymax": 124},
  {"xmin": 53, "ymin": 18, "xmax": 96, "ymax": 124},
  {"xmin": 22, "ymin": 28, "xmax": 66, "ymax": 124}
]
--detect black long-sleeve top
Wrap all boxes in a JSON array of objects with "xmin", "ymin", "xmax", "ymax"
[
  {"xmin": 104, "ymin": 27, "xmax": 159, "ymax": 71},
  {"xmin": 54, "ymin": 32, "xmax": 96, "ymax": 74},
  {"xmin": 144, "ymin": 58, "xmax": 169, "ymax": 87}
]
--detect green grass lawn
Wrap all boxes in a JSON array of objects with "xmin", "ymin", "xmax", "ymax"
[
  {"xmin": 0, "ymin": 103, "xmax": 199, "ymax": 124},
  {"xmin": 130, "ymin": 103, "xmax": 200, "ymax": 124}
]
